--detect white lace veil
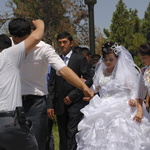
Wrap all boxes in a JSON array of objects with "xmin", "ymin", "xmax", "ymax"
[{"xmin": 92, "ymin": 43, "xmax": 139, "ymax": 99}]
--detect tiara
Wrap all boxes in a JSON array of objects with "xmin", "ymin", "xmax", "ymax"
[
  {"xmin": 102, "ymin": 42, "xmax": 120, "ymax": 56},
  {"xmin": 111, "ymin": 42, "xmax": 120, "ymax": 56}
]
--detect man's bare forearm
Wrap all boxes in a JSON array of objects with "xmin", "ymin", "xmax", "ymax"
[{"xmin": 59, "ymin": 66, "xmax": 94, "ymax": 101}]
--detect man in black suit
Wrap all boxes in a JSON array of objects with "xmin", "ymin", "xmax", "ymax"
[{"xmin": 47, "ymin": 32, "xmax": 93, "ymax": 150}]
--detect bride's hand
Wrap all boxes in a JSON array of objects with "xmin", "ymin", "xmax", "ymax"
[{"xmin": 128, "ymin": 99, "xmax": 136, "ymax": 107}]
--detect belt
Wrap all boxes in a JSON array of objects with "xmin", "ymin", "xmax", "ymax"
[
  {"xmin": 0, "ymin": 111, "xmax": 15, "ymax": 117},
  {"xmin": 22, "ymin": 95, "xmax": 46, "ymax": 101}
]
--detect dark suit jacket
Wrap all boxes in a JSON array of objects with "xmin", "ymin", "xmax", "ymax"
[{"xmin": 47, "ymin": 52, "xmax": 93, "ymax": 115}]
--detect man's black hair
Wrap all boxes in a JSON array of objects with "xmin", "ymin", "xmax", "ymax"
[
  {"xmin": 80, "ymin": 47, "xmax": 91, "ymax": 56},
  {"xmin": 9, "ymin": 18, "xmax": 31, "ymax": 38},
  {"xmin": 91, "ymin": 54, "xmax": 101, "ymax": 62},
  {"xmin": 0, "ymin": 34, "xmax": 12, "ymax": 52},
  {"xmin": 57, "ymin": 32, "xmax": 73, "ymax": 42}
]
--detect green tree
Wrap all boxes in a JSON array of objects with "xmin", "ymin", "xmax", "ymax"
[
  {"xmin": 7, "ymin": 0, "xmax": 76, "ymax": 46},
  {"xmin": 109, "ymin": 0, "xmax": 129, "ymax": 46},
  {"xmin": 141, "ymin": 2, "xmax": 150, "ymax": 42},
  {"xmin": 102, "ymin": 0, "xmax": 147, "ymax": 66},
  {"xmin": 103, "ymin": 0, "xmax": 142, "ymax": 48},
  {"xmin": 0, "ymin": 0, "xmax": 103, "ymax": 53},
  {"xmin": 125, "ymin": 9, "xmax": 140, "ymax": 46},
  {"xmin": 7, "ymin": 0, "xmax": 102, "ymax": 48},
  {"xmin": 61, "ymin": 0, "xmax": 89, "ymax": 46},
  {"xmin": 129, "ymin": 33, "xmax": 146, "ymax": 67}
]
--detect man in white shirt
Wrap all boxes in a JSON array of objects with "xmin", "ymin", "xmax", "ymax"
[
  {"xmin": 8, "ymin": 18, "xmax": 94, "ymax": 150},
  {"xmin": 0, "ymin": 19, "xmax": 44, "ymax": 150}
]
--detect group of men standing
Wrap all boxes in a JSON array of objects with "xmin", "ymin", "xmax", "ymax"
[{"xmin": 0, "ymin": 17, "xmax": 94, "ymax": 150}]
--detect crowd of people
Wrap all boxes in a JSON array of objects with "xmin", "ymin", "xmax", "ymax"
[{"xmin": 0, "ymin": 17, "xmax": 150, "ymax": 150}]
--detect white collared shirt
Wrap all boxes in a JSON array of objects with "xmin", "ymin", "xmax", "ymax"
[
  {"xmin": 0, "ymin": 42, "xmax": 25, "ymax": 111},
  {"xmin": 137, "ymin": 66, "xmax": 149, "ymax": 100},
  {"xmin": 12, "ymin": 40, "xmax": 66, "ymax": 96},
  {"xmin": 62, "ymin": 50, "xmax": 72, "ymax": 65}
]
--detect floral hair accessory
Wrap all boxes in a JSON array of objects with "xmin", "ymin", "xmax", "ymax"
[
  {"xmin": 102, "ymin": 42, "xmax": 120, "ymax": 56},
  {"xmin": 111, "ymin": 42, "xmax": 120, "ymax": 56}
]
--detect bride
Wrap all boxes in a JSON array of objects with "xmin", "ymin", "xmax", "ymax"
[{"xmin": 76, "ymin": 42, "xmax": 150, "ymax": 150}]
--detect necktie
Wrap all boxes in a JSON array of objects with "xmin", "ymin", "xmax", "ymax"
[{"xmin": 63, "ymin": 56, "xmax": 68, "ymax": 65}]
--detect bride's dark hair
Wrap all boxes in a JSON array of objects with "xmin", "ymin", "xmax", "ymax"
[{"xmin": 102, "ymin": 41, "xmax": 119, "ymax": 58}]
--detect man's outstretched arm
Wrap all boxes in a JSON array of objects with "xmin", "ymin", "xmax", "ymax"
[{"xmin": 59, "ymin": 66, "xmax": 94, "ymax": 101}]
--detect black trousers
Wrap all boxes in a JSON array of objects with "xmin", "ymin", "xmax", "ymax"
[
  {"xmin": 0, "ymin": 116, "xmax": 38, "ymax": 150},
  {"xmin": 46, "ymin": 119, "xmax": 54, "ymax": 150},
  {"xmin": 57, "ymin": 110, "xmax": 83, "ymax": 150},
  {"xmin": 23, "ymin": 96, "xmax": 48, "ymax": 150}
]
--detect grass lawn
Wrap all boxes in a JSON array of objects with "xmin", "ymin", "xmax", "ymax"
[{"xmin": 52, "ymin": 122, "xmax": 59, "ymax": 150}]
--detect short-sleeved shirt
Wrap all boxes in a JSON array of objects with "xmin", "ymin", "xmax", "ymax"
[
  {"xmin": 137, "ymin": 67, "xmax": 148, "ymax": 100},
  {"xmin": 19, "ymin": 41, "xmax": 66, "ymax": 96},
  {"xmin": 0, "ymin": 42, "xmax": 25, "ymax": 111}
]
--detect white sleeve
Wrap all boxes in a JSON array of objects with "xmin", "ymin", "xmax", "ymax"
[
  {"xmin": 137, "ymin": 72, "xmax": 148, "ymax": 100},
  {"xmin": 42, "ymin": 44, "xmax": 66, "ymax": 72},
  {"xmin": 5, "ymin": 41, "xmax": 25, "ymax": 67}
]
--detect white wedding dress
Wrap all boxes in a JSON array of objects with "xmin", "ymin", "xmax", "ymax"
[{"xmin": 76, "ymin": 72, "xmax": 150, "ymax": 150}]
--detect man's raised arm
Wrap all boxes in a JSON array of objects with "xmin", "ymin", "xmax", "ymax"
[{"xmin": 24, "ymin": 19, "xmax": 44, "ymax": 53}]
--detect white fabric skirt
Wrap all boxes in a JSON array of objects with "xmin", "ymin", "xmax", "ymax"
[{"xmin": 76, "ymin": 94, "xmax": 150, "ymax": 150}]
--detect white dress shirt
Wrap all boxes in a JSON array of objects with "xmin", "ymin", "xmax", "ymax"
[
  {"xmin": 137, "ymin": 67, "xmax": 148, "ymax": 100},
  {"xmin": 0, "ymin": 42, "xmax": 25, "ymax": 111},
  {"xmin": 11, "ymin": 40, "xmax": 66, "ymax": 96},
  {"xmin": 62, "ymin": 50, "xmax": 73, "ymax": 65}
]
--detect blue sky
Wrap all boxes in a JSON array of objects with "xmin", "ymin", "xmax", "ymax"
[
  {"xmin": 0, "ymin": 0, "xmax": 150, "ymax": 33},
  {"xmin": 94, "ymin": 0, "xmax": 150, "ymax": 31}
]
